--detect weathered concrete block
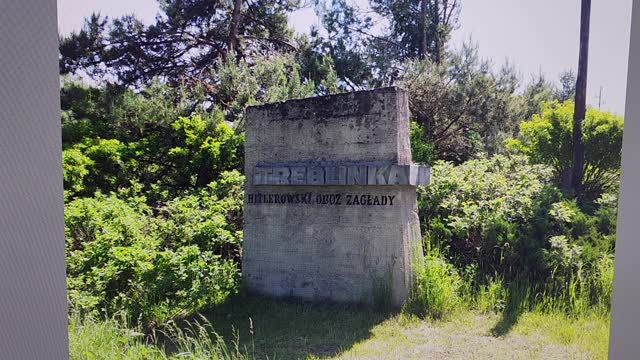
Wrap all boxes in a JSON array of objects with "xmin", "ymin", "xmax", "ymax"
[{"xmin": 243, "ymin": 87, "xmax": 426, "ymax": 308}]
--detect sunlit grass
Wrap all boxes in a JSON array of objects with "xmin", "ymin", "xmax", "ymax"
[{"xmin": 69, "ymin": 295, "xmax": 610, "ymax": 360}]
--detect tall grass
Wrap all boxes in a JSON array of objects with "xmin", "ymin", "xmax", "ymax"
[
  {"xmin": 408, "ymin": 252, "xmax": 615, "ymax": 319},
  {"xmin": 69, "ymin": 312, "xmax": 248, "ymax": 360},
  {"xmin": 534, "ymin": 254, "xmax": 615, "ymax": 316},
  {"xmin": 406, "ymin": 251, "xmax": 462, "ymax": 319}
]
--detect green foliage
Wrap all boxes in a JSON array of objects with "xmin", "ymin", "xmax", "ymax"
[
  {"xmin": 420, "ymin": 155, "xmax": 553, "ymax": 275},
  {"xmin": 65, "ymin": 171, "xmax": 245, "ymax": 323},
  {"xmin": 62, "ymin": 147, "xmax": 94, "ymax": 199},
  {"xmin": 410, "ymin": 122, "xmax": 436, "ymax": 165},
  {"xmin": 69, "ymin": 313, "xmax": 247, "ymax": 359},
  {"xmin": 416, "ymin": 152, "xmax": 618, "ymax": 318},
  {"xmin": 61, "ymin": 53, "xmax": 340, "ymax": 327},
  {"xmin": 401, "ymin": 44, "xmax": 523, "ymax": 162},
  {"xmin": 61, "ymin": 78, "xmax": 202, "ymax": 143},
  {"xmin": 61, "ymin": 53, "xmax": 336, "ymax": 204},
  {"xmin": 507, "ymin": 101, "xmax": 623, "ymax": 199},
  {"xmin": 421, "ymin": 155, "xmax": 617, "ymax": 284},
  {"xmin": 59, "ymin": 1, "xmax": 301, "ymax": 89},
  {"xmin": 216, "ymin": 53, "xmax": 322, "ymax": 126},
  {"xmin": 408, "ymin": 252, "xmax": 462, "ymax": 319},
  {"xmin": 520, "ymin": 75, "xmax": 555, "ymax": 120},
  {"xmin": 61, "ymin": 114, "xmax": 243, "ymax": 203}
]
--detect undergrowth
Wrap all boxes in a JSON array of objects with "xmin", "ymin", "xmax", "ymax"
[{"xmin": 69, "ymin": 312, "xmax": 248, "ymax": 360}]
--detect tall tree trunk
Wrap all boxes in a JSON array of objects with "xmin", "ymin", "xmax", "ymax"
[
  {"xmin": 227, "ymin": 0, "xmax": 243, "ymax": 57},
  {"xmin": 570, "ymin": 0, "xmax": 592, "ymax": 198},
  {"xmin": 433, "ymin": 0, "xmax": 442, "ymax": 64},
  {"xmin": 419, "ymin": 0, "xmax": 429, "ymax": 60}
]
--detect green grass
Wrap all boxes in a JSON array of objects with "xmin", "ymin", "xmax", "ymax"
[
  {"xmin": 69, "ymin": 314, "xmax": 164, "ymax": 359},
  {"xmin": 69, "ymin": 294, "xmax": 611, "ymax": 359},
  {"xmin": 199, "ymin": 294, "xmax": 389, "ymax": 359},
  {"xmin": 68, "ymin": 312, "xmax": 247, "ymax": 359},
  {"xmin": 509, "ymin": 311, "xmax": 610, "ymax": 359}
]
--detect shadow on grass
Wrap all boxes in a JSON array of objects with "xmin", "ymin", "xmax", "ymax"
[
  {"xmin": 490, "ymin": 309, "xmax": 522, "ymax": 337},
  {"xmin": 490, "ymin": 282, "xmax": 531, "ymax": 337},
  {"xmin": 179, "ymin": 292, "xmax": 393, "ymax": 359}
]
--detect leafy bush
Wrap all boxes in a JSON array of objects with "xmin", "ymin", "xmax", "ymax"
[
  {"xmin": 60, "ymin": 53, "xmax": 342, "ymax": 327},
  {"xmin": 60, "ymin": 53, "xmax": 336, "ymax": 206},
  {"xmin": 62, "ymin": 147, "xmax": 94, "ymax": 199},
  {"xmin": 420, "ymin": 154, "xmax": 617, "ymax": 290},
  {"xmin": 507, "ymin": 101, "xmax": 623, "ymax": 199},
  {"xmin": 420, "ymin": 154, "xmax": 555, "ymax": 276},
  {"xmin": 65, "ymin": 171, "xmax": 245, "ymax": 323},
  {"xmin": 61, "ymin": 113, "xmax": 244, "ymax": 204}
]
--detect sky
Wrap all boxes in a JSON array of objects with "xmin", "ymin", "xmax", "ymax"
[{"xmin": 57, "ymin": 0, "xmax": 632, "ymax": 115}]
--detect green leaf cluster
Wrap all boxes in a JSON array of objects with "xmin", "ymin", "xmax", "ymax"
[
  {"xmin": 420, "ymin": 155, "xmax": 618, "ymax": 284},
  {"xmin": 65, "ymin": 171, "xmax": 245, "ymax": 324},
  {"xmin": 507, "ymin": 101, "xmax": 623, "ymax": 199}
]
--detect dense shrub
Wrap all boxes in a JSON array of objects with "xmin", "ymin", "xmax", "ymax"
[
  {"xmin": 61, "ymin": 54, "xmax": 341, "ymax": 325},
  {"xmin": 61, "ymin": 114, "xmax": 244, "ymax": 204},
  {"xmin": 413, "ymin": 154, "xmax": 618, "ymax": 316},
  {"xmin": 60, "ymin": 53, "xmax": 335, "ymax": 206},
  {"xmin": 420, "ymin": 154, "xmax": 617, "ymax": 284},
  {"xmin": 420, "ymin": 155, "xmax": 554, "ymax": 276},
  {"xmin": 65, "ymin": 171, "xmax": 245, "ymax": 323}
]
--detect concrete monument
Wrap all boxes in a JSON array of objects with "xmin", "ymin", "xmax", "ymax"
[{"xmin": 242, "ymin": 87, "xmax": 428, "ymax": 307}]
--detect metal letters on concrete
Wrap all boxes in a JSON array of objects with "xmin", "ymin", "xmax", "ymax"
[
  {"xmin": 253, "ymin": 162, "xmax": 430, "ymax": 186},
  {"xmin": 242, "ymin": 87, "xmax": 426, "ymax": 307}
]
